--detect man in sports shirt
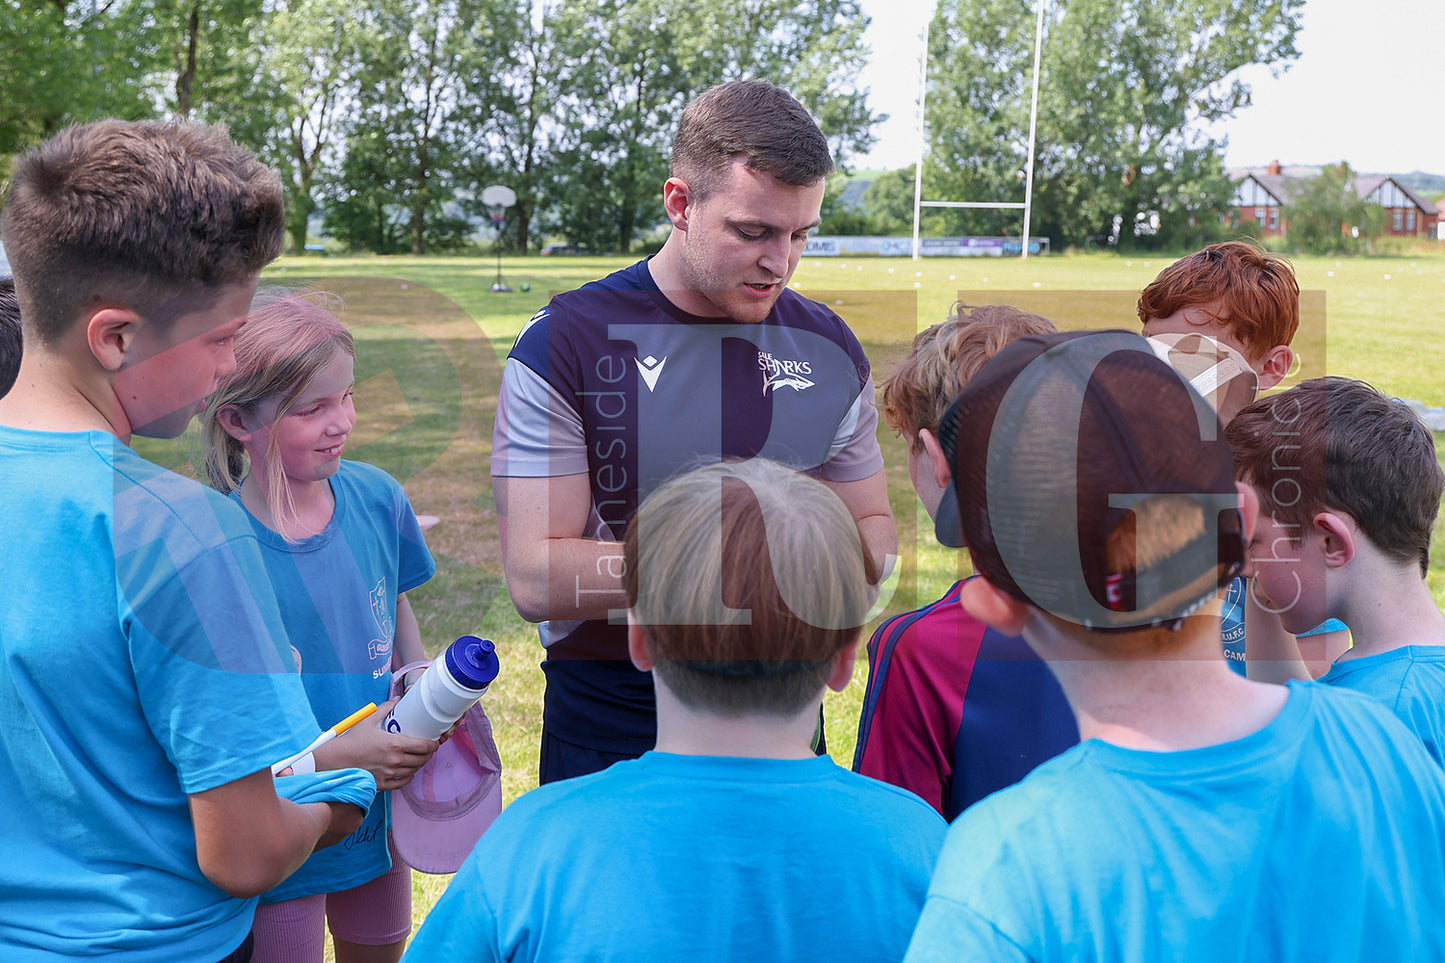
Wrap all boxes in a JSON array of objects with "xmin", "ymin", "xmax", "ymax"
[{"xmin": 492, "ymin": 79, "xmax": 894, "ymax": 784}]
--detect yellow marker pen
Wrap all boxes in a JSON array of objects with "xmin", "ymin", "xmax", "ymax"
[{"xmin": 270, "ymin": 702, "xmax": 378, "ymax": 776}]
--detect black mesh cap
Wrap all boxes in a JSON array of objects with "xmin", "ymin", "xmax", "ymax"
[{"xmin": 941, "ymin": 329, "xmax": 1244, "ymax": 630}]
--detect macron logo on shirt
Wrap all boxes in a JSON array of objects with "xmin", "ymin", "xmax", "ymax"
[{"xmin": 636, "ymin": 354, "xmax": 667, "ymax": 392}]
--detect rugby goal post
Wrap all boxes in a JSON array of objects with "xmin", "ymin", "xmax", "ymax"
[{"xmin": 911, "ymin": 0, "xmax": 1046, "ymax": 260}]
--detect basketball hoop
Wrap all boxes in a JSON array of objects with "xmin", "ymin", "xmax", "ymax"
[{"xmin": 480, "ymin": 185, "xmax": 517, "ymax": 292}]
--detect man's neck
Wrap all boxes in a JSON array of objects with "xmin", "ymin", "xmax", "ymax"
[
  {"xmin": 645, "ymin": 233, "xmax": 725, "ymax": 319},
  {"xmin": 1034, "ymin": 618, "xmax": 1289, "ymax": 752}
]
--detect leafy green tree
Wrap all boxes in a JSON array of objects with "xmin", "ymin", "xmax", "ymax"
[
  {"xmin": 1284, "ymin": 162, "xmax": 1385, "ymax": 255},
  {"xmin": 325, "ymin": 0, "xmax": 491, "ymax": 254},
  {"xmin": 223, "ymin": 0, "xmax": 367, "ymax": 254},
  {"xmin": 140, "ymin": 0, "xmax": 268, "ymax": 121},
  {"xmin": 817, "ymin": 172, "xmax": 879, "ymax": 235},
  {"xmin": 450, "ymin": 0, "xmax": 554, "ymax": 254},
  {"xmin": 859, "ymin": 165, "xmax": 955, "ymax": 237},
  {"xmin": 0, "ymin": 0, "xmax": 159, "ymax": 166},
  {"xmin": 924, "ymin": 0, "xmax": 1303, "ymax": 249},
  {"xmin": 544, "ymin": 0, "xmax": 880, "ymax": 254}
]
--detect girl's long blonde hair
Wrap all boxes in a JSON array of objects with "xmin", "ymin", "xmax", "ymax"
[{"xmin": 202, "ymin": 288, "xmax": 354, "ymax": 536}]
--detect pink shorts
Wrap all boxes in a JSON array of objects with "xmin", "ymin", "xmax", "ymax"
[{"xmin": 251, "ymin": 836, "xmax": 412, "ymax": 962}]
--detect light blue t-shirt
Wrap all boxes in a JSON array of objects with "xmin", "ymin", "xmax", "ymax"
[
  {"xmin": 1320, "ymin": 645, "xmax": 1445, "ymax": 766},
  {"xmin": 905, "ymin": 681, "xmax": 1445, "ymax": 962},
  {"xmin": 407, "ymin": 752, "xmax": 946, "ymax": 962},
  {"xmin": 235, "ymin": 460, "xmax": 436, "ymax": 903},
  {"xmin": 1221, "ymin": 575, "xmax": 1347, "ymax": 676},
  {"xmin": 0, "ymin": 428, "xmax": 328, "ymax": 961}
]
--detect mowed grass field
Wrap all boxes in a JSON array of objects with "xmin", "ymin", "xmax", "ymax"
[{"xmin": 137, "ymin": 246, "xmax": 1445, "ymax": 941}]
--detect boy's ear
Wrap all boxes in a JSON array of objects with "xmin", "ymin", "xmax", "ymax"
[
  {"xmin": 86, "ymin": 308, "xmax": 143, "ymax": 372},
  {"xmin": 662, "ymin": 177, "xmax": 693, "ymax": 231},
  {"xmin": 215, "ymin": 404, "xmax": 256, "ymax": 443},
  {"xmin": 626, "ymin": 618, "xmax": 654, "ymax": 673},
  {"xmin": 1256, "ymin": 344, "xmax": 1293, "ymax": 391},
  {"xmin": 1312, "ymin": 511, "xmax": 1356, "ymax": 569},
  {"xmin": 1235, "ymin": 481, "xmax": 1260, "ymax": 544},
  {"xmin": 959, "ymin": 576, "xmax": 1031, "ymax": 636},
  {"xmin": 918, "ymin": 428, "xmax": 953, "ymax": 490},
  {"xmin": 824, "ymin": 639, "xmax": 860, "ymax": 693}
]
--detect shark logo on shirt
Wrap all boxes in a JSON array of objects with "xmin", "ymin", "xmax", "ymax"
[{"xmin": 758, "ymin": 351, "xmax": 815, "ymax": 395}]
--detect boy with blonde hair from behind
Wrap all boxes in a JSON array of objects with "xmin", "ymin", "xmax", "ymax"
[{"xmin": 411, "ymin": 458, "xmax": 944, "ymax": 962}]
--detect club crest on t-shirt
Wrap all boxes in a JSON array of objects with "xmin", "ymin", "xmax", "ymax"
[{"xmin": 758, "ymin": 351, "xmax": 815, "ymax": 394}]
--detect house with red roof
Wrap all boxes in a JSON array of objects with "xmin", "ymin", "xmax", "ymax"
[{"xmin": 1229, "ymin": 161, "xmax": 1440, "ymax": 239}]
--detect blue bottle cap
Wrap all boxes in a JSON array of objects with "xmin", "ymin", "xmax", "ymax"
[{"xmin": 444, "ymin": 636, "xmax": 500, "ymax": 690}]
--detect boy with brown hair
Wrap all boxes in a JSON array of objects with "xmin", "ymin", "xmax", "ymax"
[
  {"xmin": 853, "ymin": 303, "xmax": 1078, "ymax": 819},
  {"xmin": 1228, "ymin": 376, "xmax": 1445, "ymax": 760},
  {"xmin": 411, "ymin": 459, "xmax": 944, "ymax": 962},
  {"xmin": 904, "ymin": 330, "xmax": 1445, "ymax": 962},
  {"xmin": 0, "ymin": 119, "xmax": 372, "ymax": 962}
]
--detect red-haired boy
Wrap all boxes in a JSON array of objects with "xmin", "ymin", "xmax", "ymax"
[{"xmin": 1138, "ymin": 241, "xmax": 1346, "ymax": 674}]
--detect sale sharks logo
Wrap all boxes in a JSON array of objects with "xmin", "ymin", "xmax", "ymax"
[{"xmin": 758, "ymin": 351, "xmax": 815, "ymax": 395}]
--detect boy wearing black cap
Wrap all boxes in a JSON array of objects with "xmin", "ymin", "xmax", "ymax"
[
  {"xmin": 904, "ymin": 330, "xmax": 1445, "ymax": 962},
  {"xmin": 853, "ymin": 303, "xmax": 1078, "ymax": 820}
]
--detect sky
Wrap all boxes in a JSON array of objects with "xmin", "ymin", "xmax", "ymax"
[{"xmin": 852, "ymin": 0, "xmax": 1445, "ymax": 176}]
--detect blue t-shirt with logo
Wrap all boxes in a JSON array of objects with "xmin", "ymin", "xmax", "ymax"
[{"xmin": 234, "ymin": 460, "xmax": 435, "ymax": 902}]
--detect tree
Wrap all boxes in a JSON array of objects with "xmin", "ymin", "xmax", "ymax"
[
  {"xmin": 140, "ymin": 0, "xmax": 267, "ymax": 121},
  {"xmin": 324, "ymin": 0, "xmax": 493, "ymax": 254},
  {"xmin": 451, "ymin": 0, "xmax": 552, "ymax": 254},
  {"xmin": 924, "ymin": 0, "xmax": 1303, "ymax": 249},
  {"xmin": 0, "ymin": 0, "xmax": 159, "ymax": 167},
  {"xmin": 1284, "ymin": 162, "xmax": 1385, "ymax": 255},
  {"xmin": 543, "ymin": 0, "xmax": 881, "ymax": 254},
  {"xmin": 219, "ymin": 0, "xmax": 368, "ymax": 254}
]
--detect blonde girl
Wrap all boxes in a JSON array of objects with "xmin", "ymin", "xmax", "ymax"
[{"xmin": 203, "ymin": 291, "xmax": 436, "ymax": 963}]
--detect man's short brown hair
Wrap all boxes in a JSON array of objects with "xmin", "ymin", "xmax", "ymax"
[
  {"xmin": 624, "ymin": 459, "xmax": 876, "ymax": 717},
  {"xmin": 1228, "ymin": 377, "xmax": 1443, "ymax": 577},
  {"xmin": 1, "ymin": 119, "xmax": 283, "ymax": 346},
  {"xmin": 670, "ymin": 80, "xmax": 834, "ymax": 201},
  {"xmin": 880, "ymin": 302, "xmax": 1057, "ymax": 452},
  {"xmin": 1136, "ymin": 240, "xmax": 1299, "ymax": 360}
]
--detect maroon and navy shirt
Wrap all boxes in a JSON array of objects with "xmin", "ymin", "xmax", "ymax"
[
  {"xmin": 853, "ymin": 579, "xmax": 1079, "ymax": 820},
  {"xmin": 493, "ymin": 259, "xmax": 882, "ymax": 755}
]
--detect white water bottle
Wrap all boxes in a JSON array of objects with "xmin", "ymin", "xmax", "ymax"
[{"xmin": 383, "ymin": 636, "xmax": 499, "ymax": 741}]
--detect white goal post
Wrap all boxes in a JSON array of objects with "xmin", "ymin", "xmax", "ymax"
[{"xmin": 911, "ymin": 0, "xmax": 1046, "ymax": 260}]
